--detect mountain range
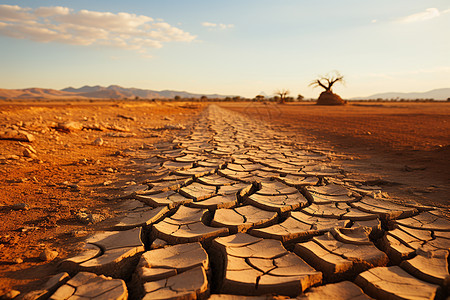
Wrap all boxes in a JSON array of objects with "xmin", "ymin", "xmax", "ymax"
[
  {"xmin": 0, "ymin": 85, "xmax": 448, "ymax": 101},
  {"xmin": 353, "ymin": 88, "xmax": 450, "ymax": 100},
  {"xmin": 0, "ymin": 85, "xmax": 234, "ymax": 100}
]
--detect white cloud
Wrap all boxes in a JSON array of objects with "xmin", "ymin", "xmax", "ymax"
[
  {"xmin": 35, "ymin": 6, "xmax": 70, "ymax": 18},
  {"xmin": 0, "ymin": 4, "xmax": 34, "ymax": 22},
  {"xmin": 397, "ymin": 7, "xmax": 449, "ymax": 23},
  {"xmin": 0, "ymin": 4, "xmax": 196, "ymax": 54},
  {"xmin": 54, "ymin": 10, "xmax": 154, "ymax": 32},
  {"xmin": 202, "ymin": 21, "xmax": 234, "ymax": 30},
  {"xmin": 0, "ymin": 22, "xmax": 66, "ymax": 42},
  {"xmin": 202, "ymin": 22, "xmax": 217, "ymax": 28},
  {"xmin": 219, "ymin": 23, "xmax": 235, "ymax": 29}
]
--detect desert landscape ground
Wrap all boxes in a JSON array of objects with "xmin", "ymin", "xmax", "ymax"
[
  {"xmin": 0, "ymin": 100, "xmax": 204, "ymax": 295},
  {"xmin": 220, "ymin": 102, "xmax": 450, "ymax": 209},
  {"xmin": 0, "ymin": 100, "xmax": 449, "ymax": 299}
]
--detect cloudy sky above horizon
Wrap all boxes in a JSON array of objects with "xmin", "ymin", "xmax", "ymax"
[{"xmin": 1, "ymin": 0, "xmax": 449, "ymax": 98}]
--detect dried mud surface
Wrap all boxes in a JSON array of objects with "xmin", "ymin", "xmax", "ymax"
[
  {"xmin": 0, "ymin": 100, "xmax": 204, "ymax": 294},
  {"xmin": 219, "ymin": 102, "xmax": 450, "ymax": 209},
  {"xmin": 0, "ymin": 100, "xmax": 449, "ymax": 298}
]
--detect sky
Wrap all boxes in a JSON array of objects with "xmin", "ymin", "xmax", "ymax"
[{"xmin": 0, "ymin": 0, "xmax": 449, "ymax": 98}]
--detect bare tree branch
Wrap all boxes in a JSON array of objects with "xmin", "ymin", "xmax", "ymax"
[
  {"xmin": 274, "ymin": 89, "xmax": 290, "ymax": 104},
  {"xmin": 311, "ymin": 71, "xmax": 345, "ymax": 92}
]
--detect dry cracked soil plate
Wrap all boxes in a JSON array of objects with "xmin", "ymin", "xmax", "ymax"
[
  {"xmin": 26, "ymin": 105, "xmax": 450, "ymax": 300},
  {"xmin": 211, "ymin": 233, "xmax": 322, "ymax": 297}
]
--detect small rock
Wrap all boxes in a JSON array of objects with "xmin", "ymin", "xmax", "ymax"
[
  {"xmin": 92, "ymin": 137, "xmax": 104, "ymax": 146},
  {"xmin": 113, "ymin": 150, "xmax": 124, "ymax": 156},
  {"xmin": 22, "ymin": 290, "xmax": 46, "ymax": 300},
  {"xmin": 11, "ymin": 203, "xmax": 29, "ymax": 211},
  {"xmin": 19, "ymin": 226, "xmax": 39, "ymax": 232},
  {"xmin": 56, "ymin": 121, "xmax": 83, "ymax": 132},
  {"xmin": 103, "ymin": 180, "xmax": 113, "ymax": 186},
  {"xmin": 39, "ymin": 248, "xmax": 58, "ymax": 261},
  {"xmin": 164, "ymin": 124, "xmax": 186, "ymax": 130},
  {"xmin": 117, "ymin": 114, "xmax": 136, "ymax": 121},
  {"xmin": 62, "ymin": 182, "xmax": 78, "ymax": 189},
  {"xmin": 84, "ymin": 123, "xmax": 105, "ymax": 131},
  {"xmin": 75, "ymin": 211, "xmax": 104, "ymax": 224},
  {"xmin": 14, "ymin": 258, "xmax": 23, "ymax": 264},
  {"xmin": 140, "ymin": 143, "xmax": 154, "ymax": 150},
  {"xmin": 70, "ymin": 230, "xmax": 88, "ymax": 237},
  {"xmin": 69, "ymin": 185, "xmax": 80, "ymax": 192},
  {"xmin": 0, "ymin": 130, "xmax": 35, "ymax": 142},
  {"xmin": 6, "ymin": 155, "xmax": 20, "ymax": 160},
  {"xmin": 105, "ymin": 132, "xmax": 136, "ymax": 137},
  {"xmin": 105, "ymin": 167, "xmax": 115, "ymax": 173},
  {"xmin": 23, "ymin": 148, "xmax": 38, "ymax": 159},
  {"xmin": 107, "ymin": 124, "xmax": 130, "ymax": 132},
  {"xmin": 19, "ymin": 143, "xmax": 37, "ymax": 154},
  {"xmin": 1, "ymin": 290, "xmax": 20, "ymax": 299},
  {"xmin": 78, "ymin": 158, "xmax": 89, "ymax": 165},
  {"xmin": 150, "ymin": 238, "xmax": 167, "ymax": 249}
]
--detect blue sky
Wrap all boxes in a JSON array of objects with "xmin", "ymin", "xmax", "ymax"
[{"xmin": 0, "ymin": 0, "xmax": 449, "ymax": 98}]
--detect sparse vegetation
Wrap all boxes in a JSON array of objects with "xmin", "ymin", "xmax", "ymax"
[
  {"xmin": 274, "ymin": 89, "xmax": 290, "ymax": 104},
  {"xmin": 255, "ymin": 95, "xmax": 265, "ymax": 101}
]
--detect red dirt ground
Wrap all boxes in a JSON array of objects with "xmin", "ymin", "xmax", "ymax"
[
  {"xmin": 0, "ymin": 100, "xmax": 449, "ymax": 296},
  {"xmin": 219, "ymin": 101, "xmax": 450, "ymax": 209},
  {"xmin": 0, "ymin": 100, "xmax": 204, "ymax": 295}
]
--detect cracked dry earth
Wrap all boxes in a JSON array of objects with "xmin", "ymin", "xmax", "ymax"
[{"xmin": 20, "ymin": 105, "xmax": 449, "ymax": 300}]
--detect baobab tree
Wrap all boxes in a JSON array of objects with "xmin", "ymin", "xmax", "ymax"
[
  {"xmin": 310, "ymin": 71, "xmax": 346, "ymax": 105},
  {"xmin": 274, "ymin": 89, "xmax": 290, "ymax": 104}
]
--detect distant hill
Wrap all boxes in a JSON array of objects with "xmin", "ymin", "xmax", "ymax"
[
  {"xmin": 61, "ymin": 85, "xmax": 233, "ymax": 99},
  {"xmin": 353, "ymin": 88, "xmax": 450, "ymax": 100},
  {"xmin": 0, "ymin": 85, "xmax": 234, "ymax": 100},
  {"xmin": 0, "ymin": 88, "xmax": 81, "ymax": 100}
]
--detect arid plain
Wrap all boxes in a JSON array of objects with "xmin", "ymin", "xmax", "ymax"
[
  {"xmin": 0, "ymin": 100, "xmax": 449, "ymax": 298},
  {"xmin": 220, "ymin": 101, "xmax": 450, "ymax": 209}
]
